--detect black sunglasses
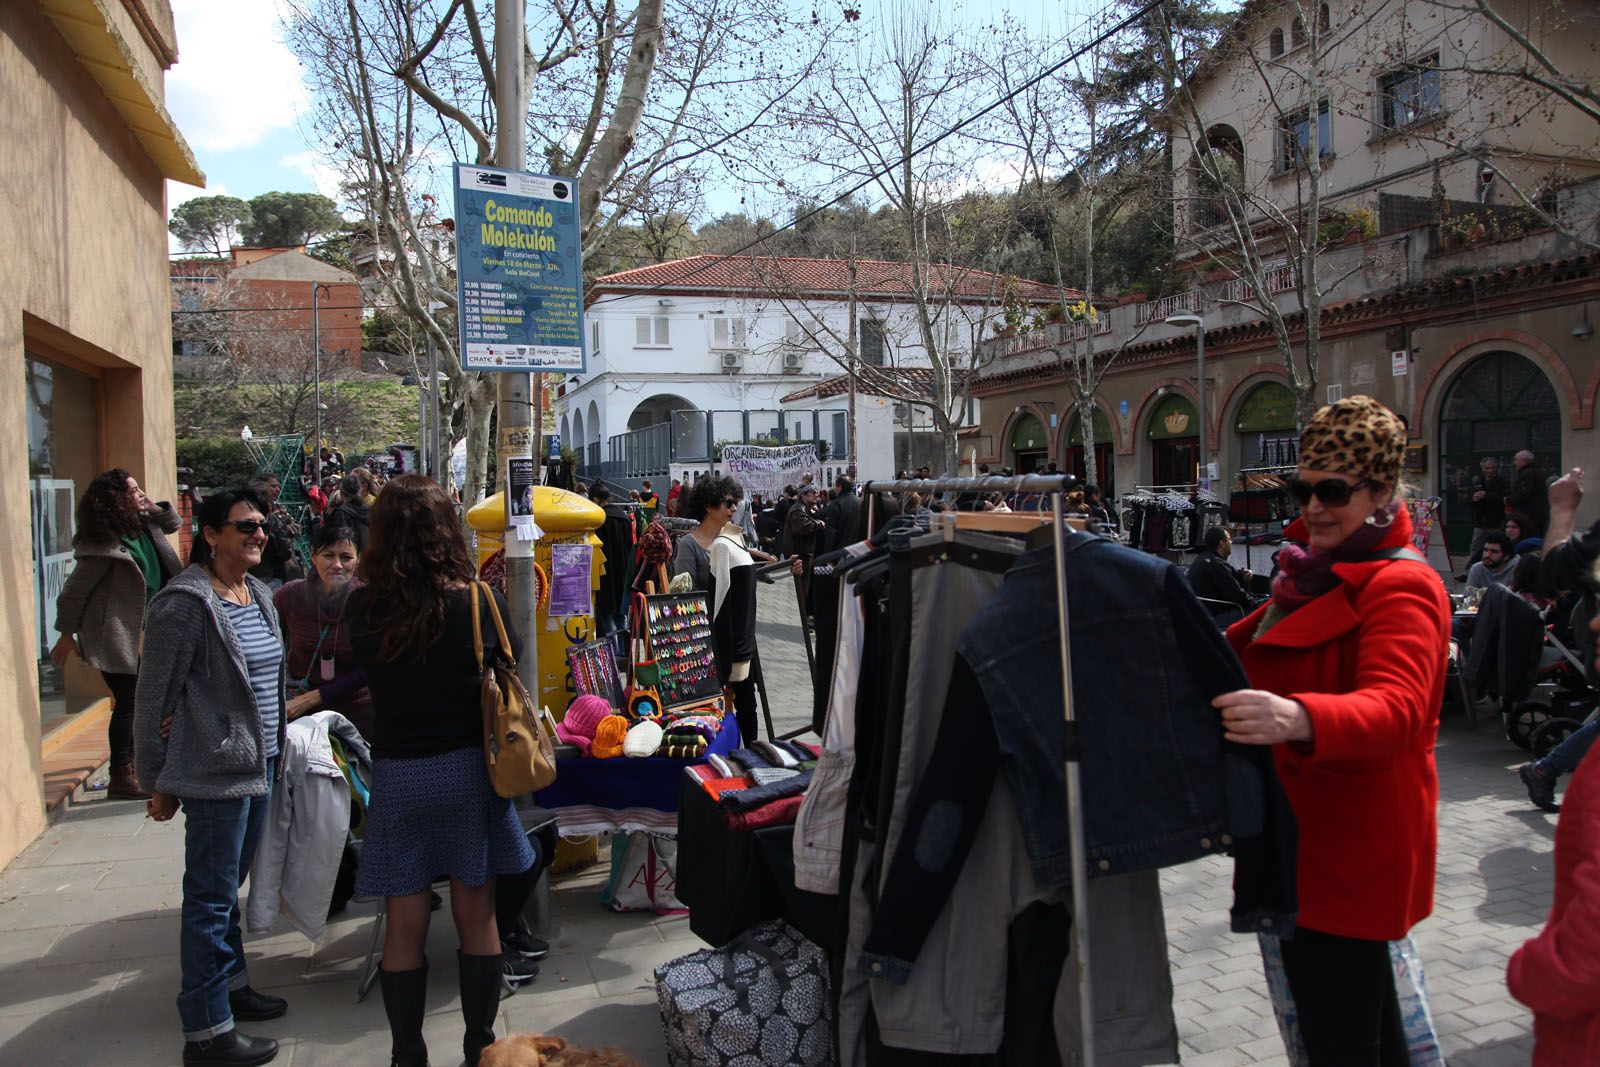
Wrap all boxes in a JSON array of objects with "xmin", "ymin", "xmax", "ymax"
[
  {"xmin": 221, "ymin": 519, "xmax": 268, "ymax": 535},
  {"xmin": 722, "ymin": 498, "xmax": 739, "ymax": 508},
  {"xmin": 1285, "ymin": 477, "xmax": 1369, "ymax": 508}
]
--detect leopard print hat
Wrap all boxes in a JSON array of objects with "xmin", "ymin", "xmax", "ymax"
[{"xmin": 1298, "ymin": 395, "xmax": 1406, "ymax": 488}]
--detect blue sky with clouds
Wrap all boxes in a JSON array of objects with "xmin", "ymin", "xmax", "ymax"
[
  {"xmin": 163, "ymin": 0, "xmax": 336, "ymax": 239},
  {"xmin": 163, "ymin": 0, "xmax": 1133, "ymax": 244}
]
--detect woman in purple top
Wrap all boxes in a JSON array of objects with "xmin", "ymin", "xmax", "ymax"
[{"xmin": 272, "ymin": 522, "xmax": 373, "ymax": 739}]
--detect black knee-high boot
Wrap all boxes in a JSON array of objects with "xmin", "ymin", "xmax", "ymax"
[
  {"xmin": 457, "ymin": 950, "xmax": 502, "ymax": 1066},
  {"xmin": 378, "ymin": 960, "xmax": 429, "ymax": 1067}
]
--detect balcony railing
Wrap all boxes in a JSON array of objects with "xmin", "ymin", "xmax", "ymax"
[
  {"xmin": 982, "ymin": 317, "xmax": 1110, "ymax": 360},
  {"xmin": 1134, "ymin": 289, "xmax": 1200, "ymax": 325}
]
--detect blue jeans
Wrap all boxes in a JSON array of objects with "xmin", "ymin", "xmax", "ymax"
[
  {"xmin": 177, "ymin": 761, "xmax": 274, "ymax": 1041},
  {"xmin": 1537, "ymin": 720, "xmax": 1600, "ymax": 781}
]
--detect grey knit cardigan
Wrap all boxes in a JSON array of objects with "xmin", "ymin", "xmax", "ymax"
[
  {"xmin": 134, "ymin": 565, "xmax": 286, "ymax": 799},
  {"xmin": 53, "ymin": 503, "xmax": 183, "ymax": 675}
]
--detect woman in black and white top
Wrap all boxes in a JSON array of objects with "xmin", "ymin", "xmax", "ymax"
[{"xmin": 672, "ymin": 476, "xmax": 760, "ymax": 743}]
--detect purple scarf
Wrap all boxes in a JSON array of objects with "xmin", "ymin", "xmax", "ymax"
[{"xmin": 1269, "ymin": 502, "xmax": 1402, "ymax": 614}]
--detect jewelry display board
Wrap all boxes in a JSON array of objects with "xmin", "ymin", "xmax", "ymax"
[
  {"xmin": 567, "ymin": 638, "xmax": 625, "ymax": 709},
  {"xmin": 640, "ymin": 592, "xmax": 722, "ymax": 710}
]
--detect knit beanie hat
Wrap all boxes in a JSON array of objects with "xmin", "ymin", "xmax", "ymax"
[
  {"xmin": 1297, "ymin": 395, "xmax": 1407, "ymax": 489},
  {"xmin": 555, "ymin": 694, "xmax": 613, "ymax": 756},
  {"xmin": 591, "ymin": 715, "xmax": 631, "ymax": 759},
  {"xmin": 623, "ymin": 719, "xmax": 665, "ymax": 758}
]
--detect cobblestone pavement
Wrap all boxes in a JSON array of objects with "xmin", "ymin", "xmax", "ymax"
[{"xmin": 0, "ymin": 581, "xmax": 1551, "ymax": 1065}]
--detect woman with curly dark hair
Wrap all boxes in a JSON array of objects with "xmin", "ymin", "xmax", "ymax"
[
  {"xmin": 51, "ymin": 468, "xmax": 181, "ymax": 798},
  {"xmin": 347, "ymin": 474, "xmax": 532, "ymax": 1067},
  {"xmin": 672, "ymin": 475, "xmax": 761, "ymax": 742},
  {"xmin": 673, "ymin": 474, "xmax": 742, "ymax": 590}
]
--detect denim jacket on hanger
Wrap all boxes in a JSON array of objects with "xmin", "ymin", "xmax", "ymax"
[{"xmin": 958, "ymin": 534, "xmax": 1297, "ymax": 931}]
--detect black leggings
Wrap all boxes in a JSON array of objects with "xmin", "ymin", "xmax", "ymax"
[
  {"xmin": 728, "ymin": 675, "xmax": 759, "ymax": 745},
  {"xmin": 102, "ymin": 671, "xmax": 138, "ymax": 767},
  {"xmin": 1279, "ymin": 926, "xmax": 1409, "ymax": 1067}
]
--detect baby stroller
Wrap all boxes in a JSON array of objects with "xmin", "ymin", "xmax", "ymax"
[
  {"xmin": 1519, "ymin": 628, "xmax": 1600, "ymax": 757},
  {"xmin": 1468, "ymin": 584, "xmax": 1600, "ymax": 752}
]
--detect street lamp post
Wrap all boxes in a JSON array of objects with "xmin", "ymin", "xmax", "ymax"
[
  {"xmin": 1165, "ymin": 312, "xmax": 1208, "ymax": 491},
  {"xmin": 312, "ymin": 283, "xmax": 332, "ymax": 476}
]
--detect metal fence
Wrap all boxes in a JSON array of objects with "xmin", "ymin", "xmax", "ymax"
[{"xmin": 606, "ymin": 407, "xmax": 850, "ymax": 480}]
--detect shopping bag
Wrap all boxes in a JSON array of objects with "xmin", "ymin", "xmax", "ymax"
[
  {"xmin": 654, "ymin": 919, "xmax": 834, "ymax": 1067},
  {"xmin": 598, "ymin": 831, "xmax": 685, "ymax": 914},
  {"xmin": 1259, "ymin": 932, "xmax": 1444, "ymax": 1067}
]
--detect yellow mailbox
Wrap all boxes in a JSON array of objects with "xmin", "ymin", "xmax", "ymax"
[{"xmin": 467, "ymin": 487, "xmax": 607, "ymax": 718}]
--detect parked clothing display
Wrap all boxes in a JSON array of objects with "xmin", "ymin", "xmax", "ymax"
[
  {"xmin": 1121, "ymin": 488, "xmax": 1228, "ymax": 554},
  {"xmin": 790, "ymin": 512, "xmax": 1296, "ymax": 1066}
]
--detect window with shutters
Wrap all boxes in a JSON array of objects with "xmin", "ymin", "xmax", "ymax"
[{"xmin": 860, "ymin": 319, "xmax": 885, "ymax": 366}]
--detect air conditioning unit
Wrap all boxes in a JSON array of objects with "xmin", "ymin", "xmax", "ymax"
[
  {"xmin": 782, "ymin": 352, "xmax": 805, "ymax": 372},
  {"xmin": 892, "ymin": 403, "xmax": 911, "ymax": 421},
  {"xmin": 720, "ymin": 352, "xmax": 744, "ymax": 373}
]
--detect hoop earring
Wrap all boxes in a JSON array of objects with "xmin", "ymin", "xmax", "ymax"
[{"xmin": 1365, "ymin": 507, "xmax": 1395, "ymax": 528}]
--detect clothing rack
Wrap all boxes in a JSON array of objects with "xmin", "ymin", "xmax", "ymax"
[
  {"xmin": 1231, "ymin": 465, "xmax": 1297, "ymax": 575},
  {"xmin": 863, "ymin": 474, "xmax": 1096, "ymax": 1067}
]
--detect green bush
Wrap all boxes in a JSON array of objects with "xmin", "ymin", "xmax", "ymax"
[{"xmin": 176, "ymin": 436, "xmax": 258, "ymax": 489}]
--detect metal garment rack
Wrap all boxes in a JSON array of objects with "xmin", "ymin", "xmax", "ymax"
[
  {"xmin": 862, "ymin": 474, "xmax": 1096, "ymax": 1067},
  {"xmin": 1232, "ymin": 465, "xmax": 1297, "ymax": 576}
]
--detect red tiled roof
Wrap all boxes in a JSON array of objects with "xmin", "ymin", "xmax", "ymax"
[
  {"xmin": 591, "ymin": 255, "xmax": 1068, "ymax": 303},
  {"xmin": 780, "ymin": 367, "xmax": 967, "ymax": 403}
]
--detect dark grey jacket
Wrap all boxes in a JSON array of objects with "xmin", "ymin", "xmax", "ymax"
[
  {"xmin": 54, "ymin": 504, "xmax": 182, "ymax": 675},
  {"xmin": 134, "ymin": 565, "xmax": 286, "ymax": 798}
]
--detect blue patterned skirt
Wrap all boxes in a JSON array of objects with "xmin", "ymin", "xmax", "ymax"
[{"xmin": 355, "ymin": 746, "xmax": 534, "ymax": 897}]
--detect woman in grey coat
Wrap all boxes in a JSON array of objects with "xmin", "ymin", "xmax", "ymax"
[
  {"xmin": 51, "ymin": 468, "xmax": 181, "ymax": 798},
  {"xmin": 135, "ymin": 486, "xmax": 289, "ymax": 1067}
]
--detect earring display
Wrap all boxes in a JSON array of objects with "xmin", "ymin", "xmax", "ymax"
[{"xmin": 638, "ymin": 592, "xmax": 724, "ymax": 711}]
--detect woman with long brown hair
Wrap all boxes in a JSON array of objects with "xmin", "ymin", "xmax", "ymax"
[
  {"xmin": 52, "ymin": 467, "xmax": 181, "ymax": 798},
  {"xmin": 347, "ymin": 474, "xmax": 531, "ymax": 1067}
]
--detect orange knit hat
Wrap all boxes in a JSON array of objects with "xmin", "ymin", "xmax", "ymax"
[{"xmin": 591, "ymin": 715, "xmax": 631, "ymax": 759}]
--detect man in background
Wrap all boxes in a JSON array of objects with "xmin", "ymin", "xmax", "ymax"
[{"xmin": 1469, "ymin": 456, "xmax": 1509, "ymax": 565}]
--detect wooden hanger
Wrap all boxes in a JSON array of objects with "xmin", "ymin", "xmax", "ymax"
[{"xmin": 953, "ymin": 511, "xmax": 1087, "ymax": 535}]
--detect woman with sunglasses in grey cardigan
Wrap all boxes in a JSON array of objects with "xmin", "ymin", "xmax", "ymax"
[{"xmin": 135, "ymin": 486, "xmax": 289, "ymax": 1067}]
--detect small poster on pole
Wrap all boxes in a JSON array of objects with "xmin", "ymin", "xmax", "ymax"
[
  {"xmin": 506, "ymin": 456, "xmax": 540, "ymax": 541},
  {"xmin": 549, "ymin": 542, "xmax": 593, "ymax": 617}
]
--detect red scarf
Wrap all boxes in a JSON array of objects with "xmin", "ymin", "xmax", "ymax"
[{"xmin": 1269, "ymin": 502, "xmax": 1402, "ymax": 614}]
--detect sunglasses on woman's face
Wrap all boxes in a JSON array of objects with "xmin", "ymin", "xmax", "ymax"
[
  {"xmin": 223, "ymin": 520, "xmax": 268, "ymax": 535},
  {"xmin": 722, "ymin": 498, "xmax": 738, "ymax": 509},
  {"xmin": 1285, "ymin": 478, "xmax": 1369, "ymax": 508}
]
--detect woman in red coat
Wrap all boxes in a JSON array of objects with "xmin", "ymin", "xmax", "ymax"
[
  {"xmin": 1507, "ymin": 574, "xmax": 1600, "ymax": 1064},
  {"xmin": 1216, "ymin": 395, "xmax": 1450, "ymax": 1066}
]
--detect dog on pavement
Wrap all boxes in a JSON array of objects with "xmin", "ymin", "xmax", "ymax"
[{"xmin": 478, "ymin": 1032, "xmax": 643, "ymax": 1067}]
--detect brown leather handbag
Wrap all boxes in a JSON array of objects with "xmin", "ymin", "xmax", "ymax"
[{"xmin": 471, "ymin": 582, "xmax": 556, "ymax": 797}]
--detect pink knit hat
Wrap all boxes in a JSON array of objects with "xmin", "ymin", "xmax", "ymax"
[{"xmin": 556, "ymin": 694, "xmax": 614, "ymax": 755}]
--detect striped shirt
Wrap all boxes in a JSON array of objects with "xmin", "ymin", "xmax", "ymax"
[{"xmin": 218, "ymin": 595, "xmax": 283, "ymax": 758}]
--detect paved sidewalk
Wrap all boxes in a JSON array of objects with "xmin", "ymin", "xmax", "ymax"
[{"xmin": 0, "ymin": 583, "xmax": 1553, "ymax": 1064}]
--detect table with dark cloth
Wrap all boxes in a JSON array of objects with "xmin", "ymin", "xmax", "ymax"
[
  {"xmin": 533, "ymin": 713, "xmax": 742, "ymax": 837},
  {"xmin": 675, "ymin": 776, "xmax": 834, "ymax": 949}
]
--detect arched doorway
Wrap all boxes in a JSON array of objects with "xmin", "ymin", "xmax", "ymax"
[
  {"xmin": 1007, "ymin": 412, "xmax": 1048, "ymax": 473},
  {"xmin": 1063, "ymin": 406, "xmax": 1114, "ymax": 496},
  {"xmin": 1147, "ymin": 394, "xmax": 1199, "ymax": 486},
  {"xmin": 1234, "ymin": 381, "xmax": 1298, "ymax": 469},
  {"xmin": 1438, "ymin": 351, "xmax": 1562, "ymax": 553},
  {"xmin": 627, "ymin": 393, "xmax": 694, "ymax": 431}
]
